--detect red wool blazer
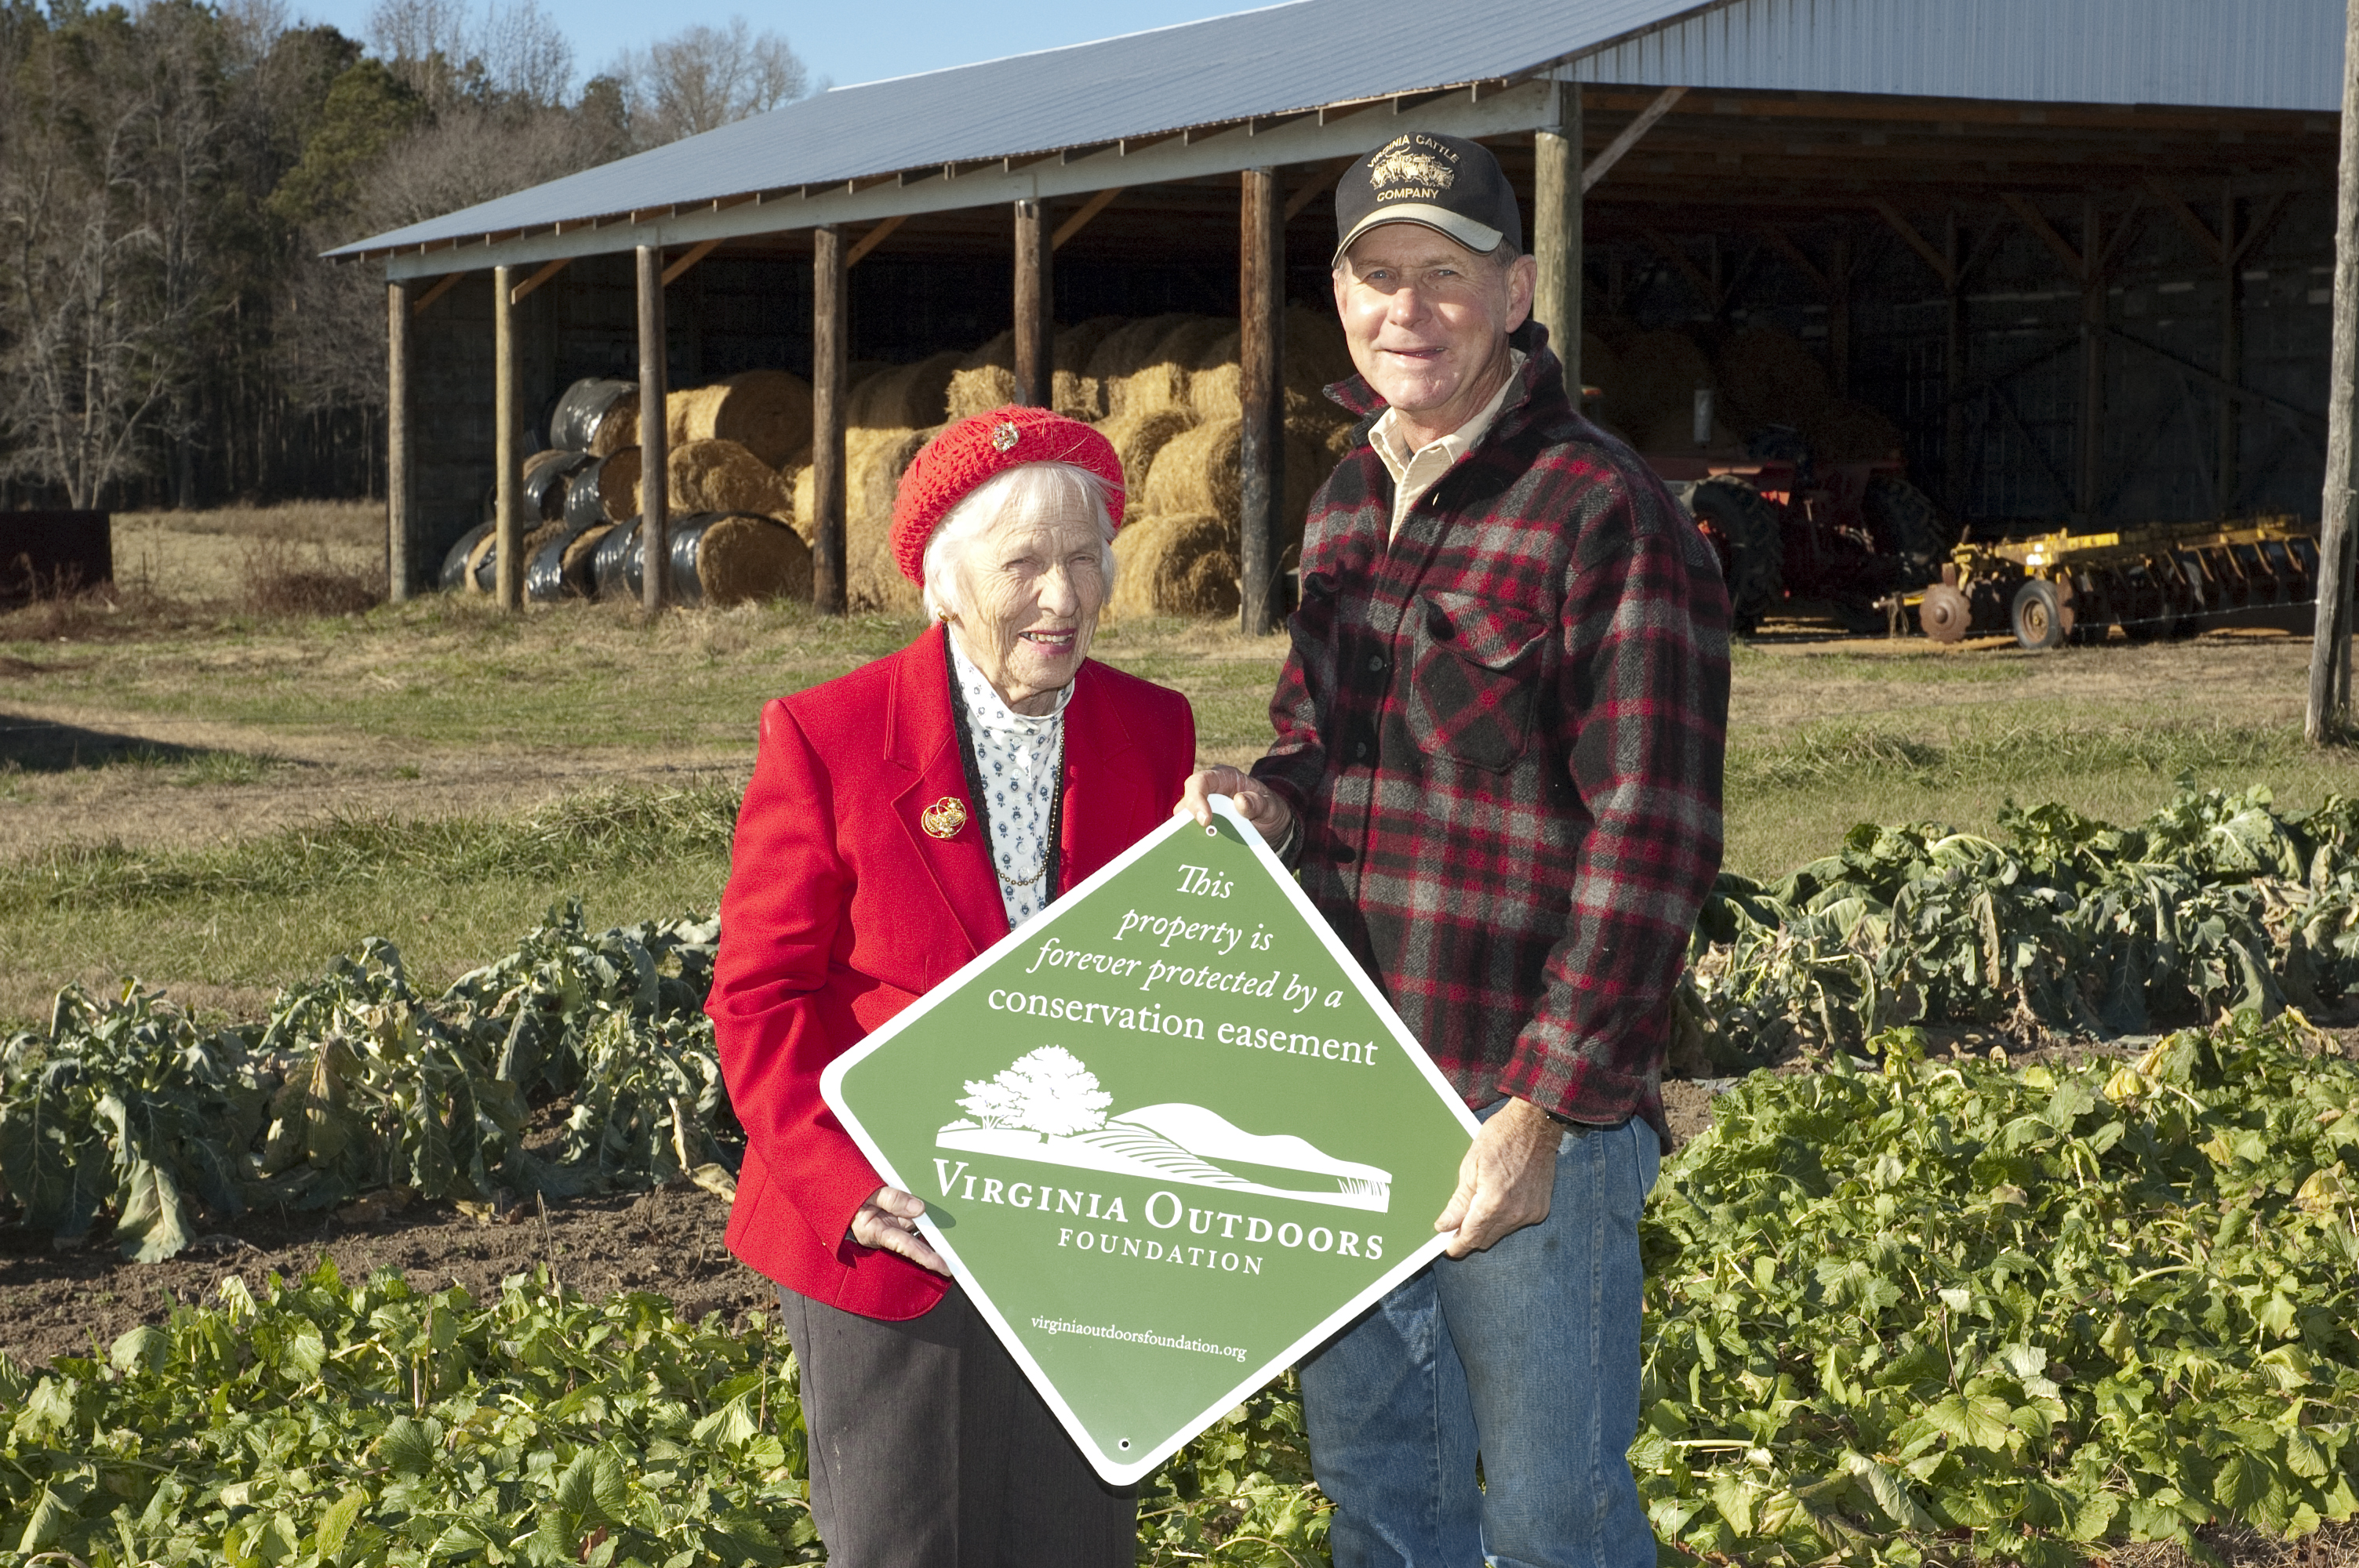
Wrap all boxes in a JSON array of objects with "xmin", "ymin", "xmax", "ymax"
[{"xmin": 708, "ymin": 623, "xmax": 1198, "ymax": 1320}]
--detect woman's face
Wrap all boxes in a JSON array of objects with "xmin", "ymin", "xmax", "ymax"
[{"xmin": 945, "ymin": 490, "xmax": 1107, "ymax": 717}]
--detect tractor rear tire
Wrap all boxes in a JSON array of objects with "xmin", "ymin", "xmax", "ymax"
[
  {"xmin": 2012, "ymin": 578, "xmax": 2070, "ymax": 651},
  {"xmin": 1688, "ymin": 474, "xmax": 1783, "ymax": 633},
  {"xmin": 1862, "ymin": 475, "xmax": 1947, "ymax": 583}
]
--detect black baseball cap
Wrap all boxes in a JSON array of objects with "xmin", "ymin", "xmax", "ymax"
[{"xmin": 1332, "ymin": 132, "xmax": 1521, "ymax": 267}]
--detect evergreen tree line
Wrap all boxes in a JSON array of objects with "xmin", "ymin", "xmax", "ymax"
[{"xmin": 0, "ymin": 0, "xmax": 808, "ymax": 511}]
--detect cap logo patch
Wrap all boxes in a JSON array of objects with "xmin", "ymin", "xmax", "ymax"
[
  {"xmin": 1368, "ymin": 136, "xmax": 1459, "ymax": 202},
  {"xmin": 990, "ymin": 421, "xmax": 1021, "ymax": 453}
]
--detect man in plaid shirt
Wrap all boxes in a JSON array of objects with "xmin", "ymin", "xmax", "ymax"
[{"xmin": 1182, "ymin": 132, "xmax": 1728, "ymax": 1567}]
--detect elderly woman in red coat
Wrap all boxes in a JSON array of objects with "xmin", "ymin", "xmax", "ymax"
[{"xmin": 707, "ymin": 405, "xmax": 1197, "ymax": 1567}]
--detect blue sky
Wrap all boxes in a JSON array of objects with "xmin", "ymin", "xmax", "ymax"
[{"xmin": 290, "ymin": 0, "xmax": 1259, "ymax": 94}]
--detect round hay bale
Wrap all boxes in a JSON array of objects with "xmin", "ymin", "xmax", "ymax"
[
  {"xmin": 561, "ymin": 523, "xmax": 613, "ymax": 598},
  {"xmin": 845, "ymin": 425, "xmax": 936, "ymax": 612},
  {"xmin": 1714, "ymin": 328, "xmax": 1832, "ymax": 434},
  {"xmin": 1285, "ymin": 303, "xmax": 1358, "ymax": 393},
  {"xmin": 463, "ymin": 527, "xmax": 498, "ymax": 594},
  {"xmin": 1143, "ymin": 418, "xmax": 1242, "ymax": 524},
  {"xmin": 850, "ymin": 350, "xmax": 963, "ymax": 430},
  {"xmin": 1054, "ymin": 317, "xmax": 1123, "ymax": 417},
  {"xmin": 945, "ymin": 330, "xmax": 1018, "ymax": 423},
  {"xmin": 663, "ymin": 373, "xmax": 812, "ymax": 467},
  {"xmin": 1321, "ymin": 419, "xmax": 1362, "ymax": 467},
  {"xmin": 1155, "ymin": 317, "xmax": 1230, "ymax": 369},
  {"xmin": 598, "ymin": 447, "xmax": 642, "ymax": 524},
  {"xmin": 1095, "ymin": 405, "xmax": 1199, "ymax": 500},
  {"xmin": 669, "ymin": 438, "xmax": 792, "ymax": 519},
  {"xmin": 585, "ymin": 386, "xmax": 640, "ymax": 457},
  {"xmin": 1609, "ymin": 330, "xmax": 1714, "ymax": 433},
  {"xmin": 1110, "ymin": 512, "xmax": 1238, "ymax": 620},
  {"xmin": 1086, "ymin": 314, "xmax": 1193, "ymax": 383},
  {"xmin": 1801, "ymin": 398, "xmax": 1906, "ymax": 463},
  {"xmin": 695, "ymin": 514, "xmax": 813, "ymax": 606},
  {"xmin": 785, "ymin": 464, "xmax": 815, "ymax": 545}
]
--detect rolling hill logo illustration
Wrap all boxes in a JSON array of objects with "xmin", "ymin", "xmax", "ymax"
[{"xmin": 936, "ymin": 1046, "xmax": 1393, "ymax": 1213}]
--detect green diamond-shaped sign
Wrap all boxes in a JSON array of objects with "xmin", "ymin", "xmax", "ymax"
[{"xmin": 823, "ymin": 796, "xmax": 1478, "ymax": 1484}]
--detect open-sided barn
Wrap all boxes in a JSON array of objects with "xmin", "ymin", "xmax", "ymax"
[{"xmin": 332, "ymin": 0, "xmax": 2346, "ymax": 624}]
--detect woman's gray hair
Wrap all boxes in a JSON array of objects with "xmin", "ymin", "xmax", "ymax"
[{"xmin": 921, "ymin": 461, "xmax": 1121, "ymax": 621}]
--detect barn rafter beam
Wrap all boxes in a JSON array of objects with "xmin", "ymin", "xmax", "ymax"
[
  {"xmin": 845, "ymin": 215, "xmax": 905, "ymax": 266},
  {"xmin": 1582, "ymin": 85, "xmax": 1687, "ymax": 194}
]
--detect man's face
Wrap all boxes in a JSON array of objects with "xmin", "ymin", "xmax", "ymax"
[{"xmin": 1332, "ymin": 224, "xmax": 1536, "ymax": 430}]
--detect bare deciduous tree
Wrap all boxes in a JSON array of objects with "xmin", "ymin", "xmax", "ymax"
[
  {"xmin": 366, "ymin": 0, "xmax": 573, "ymax": 111},
  {"xmin": 611, "ymin": 17, "xmax": 808, "ymax": 147},
  {"xmin": 0, "ymin": 6, "xmax": 220, "ymax": 508}
]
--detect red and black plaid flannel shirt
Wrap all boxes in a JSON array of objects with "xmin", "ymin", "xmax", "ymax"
[{"xmin": 1251, "ymin": 328, "xmax": 1730, "ymax": 1148}]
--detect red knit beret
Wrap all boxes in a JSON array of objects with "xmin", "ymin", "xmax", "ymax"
[{"xmin": 892, "ymin": 405, "xmax": 1127, "ymax": 586}]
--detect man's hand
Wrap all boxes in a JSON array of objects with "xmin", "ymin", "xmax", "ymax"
[
  {"xmin": 1434, "ymin": 1098, "xmax": 1562, "ymax": 1256},
  {"xmin": 849, "ymin": 1186, "xmax": 950, "ymax": 1276},
  {"xmin": 1176, "ymin": 765, "xmax": 1294, "ymax": 848}
]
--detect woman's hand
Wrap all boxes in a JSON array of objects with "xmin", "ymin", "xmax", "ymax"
[
  {"xmin": 1176, "ymin": 765, "xmax": 1293, "ymax": 848},
  {"xmin": 849, "ymin": 1186, "xmax": 951, "ymax": 1276}
]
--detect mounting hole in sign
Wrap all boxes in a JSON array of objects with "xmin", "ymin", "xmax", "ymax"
[
  {"xmin": 1119, "ymin": 1439, "xmax": 1131, "ymax": 1450},
  {"xmin": 1205, "ymin": 825, "xmax": 1217, "ymax": 837}
]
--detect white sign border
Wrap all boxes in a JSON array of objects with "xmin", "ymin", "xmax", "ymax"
[{"xmin": 820, "ymin": 793, "xmax": 1481, "ymax": 1486}]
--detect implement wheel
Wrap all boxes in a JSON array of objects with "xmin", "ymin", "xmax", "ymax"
[
  {"xmin": 1918, "ymin": 583, "xmax": 1972, "ymax": 643},
  {"xmin": 1688, "ymin": 474, "xmax": 1785, "ymax": 633},
  {"xmin": 2012, "ymin": 578, "xmax": 2070, "ymax": 651}
]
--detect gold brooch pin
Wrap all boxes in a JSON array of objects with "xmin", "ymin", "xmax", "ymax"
[
  {"xmin": 990, "ymin": 422, "xmax": 1020, "ymax": 453},
  {"xmin": 921, "ymin": 796, "xmax": 969, "ymax": 839}
]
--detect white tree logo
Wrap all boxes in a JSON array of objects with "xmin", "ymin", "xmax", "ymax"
[{"xmin": 956, "ymin": 1046, "xmax": 1112, "ymax": 1137}]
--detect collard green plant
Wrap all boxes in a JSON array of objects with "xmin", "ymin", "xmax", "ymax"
[
  {"xmin": 1689, "ymin": 783, "xmax": 2359, "ymax": 1058},
  {"xmin": 0, "ymin": 902, "xmax": 736, "ymax": 1260}
]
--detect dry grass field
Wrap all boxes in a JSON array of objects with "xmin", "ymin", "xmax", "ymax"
[{"xmin": 5, "ymin": 503, "xmax": 2357, "ymax": 1026}]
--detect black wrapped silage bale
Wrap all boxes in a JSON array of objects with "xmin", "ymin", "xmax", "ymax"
[
  {"xmin": 525, "ymin": 517, "xmax": 605, "ymax": 603},
  {"xmin": 439, "ymin": 522, "xmax": 493, "ymax": 593}
]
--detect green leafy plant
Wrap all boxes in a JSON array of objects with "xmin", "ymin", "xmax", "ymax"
[
  {"xmin": 0, "ymin": 902, "xmax": 735, "ymax": 1260},
  {"xmin": 1637, "ymin": 1014, "xmax": 2359, "ymax": 1565}
]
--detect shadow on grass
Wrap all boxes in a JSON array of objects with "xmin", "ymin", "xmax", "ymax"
[{"xmin": 0, "ymin": 713, "xmax": 206, "ymax": 773}]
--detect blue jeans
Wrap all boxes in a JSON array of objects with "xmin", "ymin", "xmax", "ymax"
[{"xmin": 1298, "ymin": 1103, "xmax": 1662, "ymax": 1568}]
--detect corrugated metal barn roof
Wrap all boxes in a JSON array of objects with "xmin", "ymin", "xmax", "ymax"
[
  {"xmin": 1564, "ymin": 0, "xmax": 2344, "ymax": 110},
  {"xmin": 334, "ymin": 0, "xmax": 2346, "ymax": 266},
  {"xmin": 329, "ymin": 0, "xmax": 1716, "ymax": 258}
]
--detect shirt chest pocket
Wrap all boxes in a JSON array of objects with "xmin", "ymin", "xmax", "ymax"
[{"xmin": 1403, "ymin": 590, "xmax": 1550, "ymax": 772}]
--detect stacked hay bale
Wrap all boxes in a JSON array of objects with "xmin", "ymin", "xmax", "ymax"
[
  {"xmin": 1713, "ymin": 327, "xmax": 1831, "ymax": 437},
  {"xmin": 849, "ymin": 351, "xmax": 962, "ymax": 430},
  {"xmin": 666, "ymin": 369, "xmax": 814, "ymax": 469},
  {"xmin": 645, "ymin": 440, "xmax": 795, "ymax": 524},
  {"xmin": 682, "ymin": 514, "xmax": 814, "ymax": 607},
  {"xmin": 1103, "ymin": 308, "xmax": 1361, "ymax": 619},
  {"xmin": 787, "ymin": 424, "xmax": 939, "ymax": 612},
  {"xmin": 943, "ymin": 318, "xmax": 1122, "ymax": 423}
]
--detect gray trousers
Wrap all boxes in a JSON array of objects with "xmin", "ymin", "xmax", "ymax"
[{"xmin": 776, "ymin": 1283, "xmax": 1138, "ymax": 1568}]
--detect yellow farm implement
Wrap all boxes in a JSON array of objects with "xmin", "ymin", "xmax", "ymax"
[{"xmin": 1893, "ymin": 515, "xmax": 2319, "ymax": 650}]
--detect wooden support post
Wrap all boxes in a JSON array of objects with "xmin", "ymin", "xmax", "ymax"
[
  {"xmin": 1829, "ymin": 232, "xmax": 1852, "ymax": 397},
  {"xmin": 812, "ymin": 226, "xmax": 848, "ymax": 615},
  {"xmin": 387, "ymin": 279, "xmax": 415, "ymax": 603},
  {"xmin": 636, "ymin": 245, "xmax": 669, "ymax": 615},
  {"xmin": 2308, "ymin": 0, "xmax": 2359, "ymax": 744},
  {"xmin": 1533, "ymin": 82, "xmax": 1582, "ymax": 388},
  {"xmin": 493, "ymin": 264, "xmax": 522, "ymax": 611},
  {"xmin": 1943, "ymin": 213, "xmax": 1966, "ymax": 517},
  {"xmin": 1014, "ymin": 199, "xmax": 1052, "ymax": 406},
  {"xmin": 2219, "ymin": 182, "xmax": 2243, "ymax": 514},
  {"xmin": 2077, "ymin": 199, "xmax": 2106, "ymax": 522},
  {"xmin": 1239, "ymin": 166, "xmax": 1285, "ymax": 636}
]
